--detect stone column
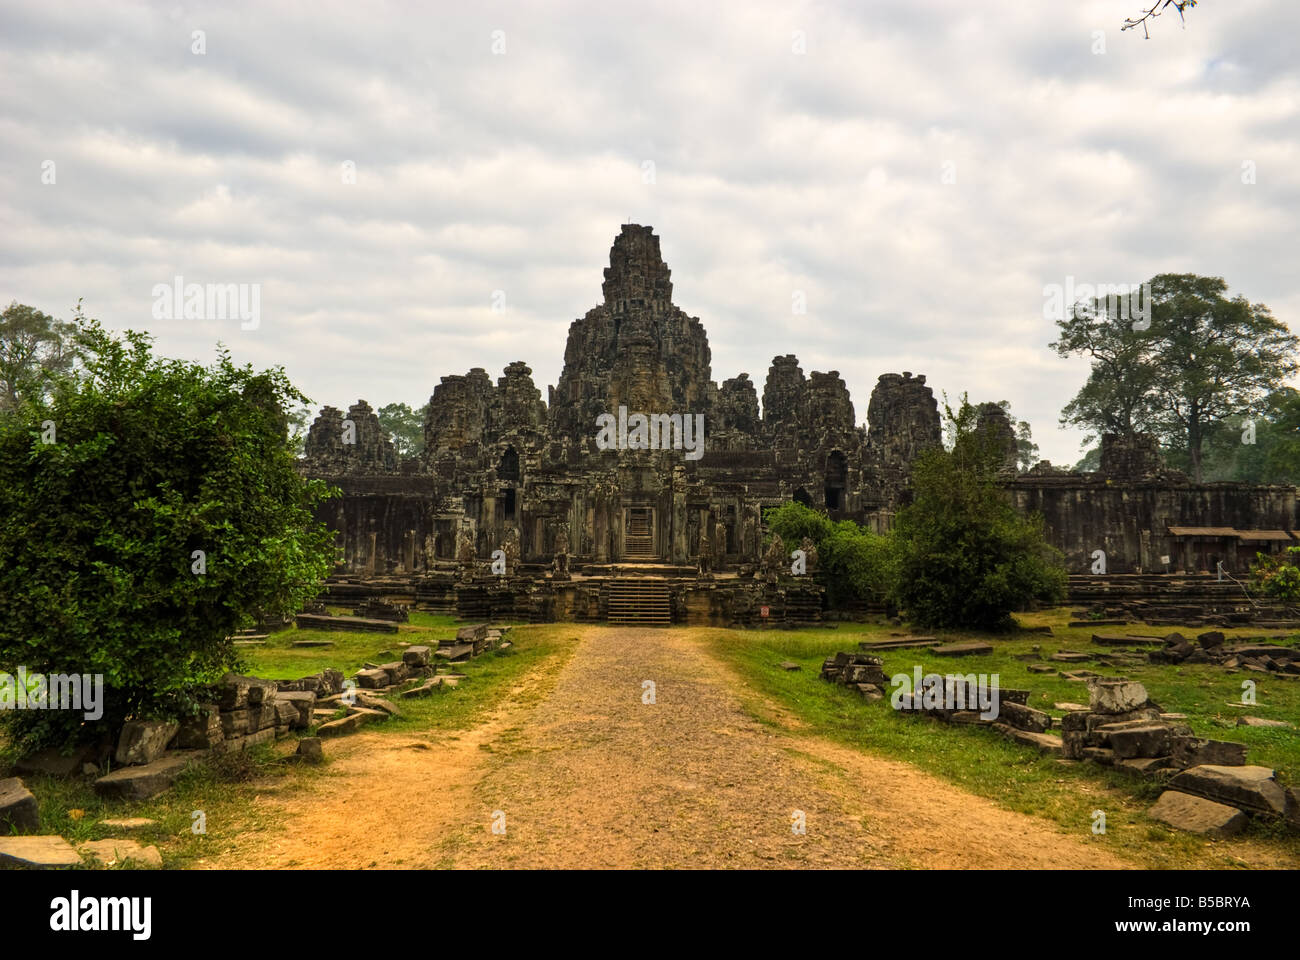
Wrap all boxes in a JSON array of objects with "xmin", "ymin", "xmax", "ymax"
[{"xmin": 672, "ymin": 488, "xmax": 688, "ymax": 565}]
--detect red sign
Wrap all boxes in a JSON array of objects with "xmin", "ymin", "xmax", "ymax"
[{"xmin": 760, "ymin": 606, "xmax": 770, "ymax": 618}]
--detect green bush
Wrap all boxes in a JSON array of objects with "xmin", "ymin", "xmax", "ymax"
[
  {"xmin": 0, "ymin": 317, "xmax": 338, "ymax": 748},
  {"xmin": 889, "ymin": 398, "xmax": 1066, "ymax": 629},
  {"xmin": 764, "ymin": 501, "xmax": 893, "ymax": 606},
  {"xmin": 1250, "ymin": 546, "xmax": 1300, "ymax": 601}
]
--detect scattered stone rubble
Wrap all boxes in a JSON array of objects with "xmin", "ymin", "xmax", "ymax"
[
  {"xmin": 352, "ymin": 598, "xmax": 411, "ymax": 622},
  {"xmin": 2, "ymin": 624, "xmax": 515, "ymax": 868},
  {"xmin": 1144, "ymin": 630, "xmax": 1300, "ymax": 674},
  {"xmin": 821, "ymin": 653, "xmax": 1298, "ymax": 838}
]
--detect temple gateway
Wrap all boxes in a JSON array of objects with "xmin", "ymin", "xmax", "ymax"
[{"xmin": 300, "ymin": 225, "xmax": 1298, "ymax": 625}]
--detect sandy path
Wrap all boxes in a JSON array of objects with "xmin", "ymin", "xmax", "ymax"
[
  {"xmin": 209, "ymin": 626, "xmax": 1131, "ymax": 869},
  {"xmin": 439, "ymin": 627, "xmax": 1127, "ymax": 869}
]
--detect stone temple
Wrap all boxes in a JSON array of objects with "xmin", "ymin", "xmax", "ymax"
[{"xmin": 301, "ymin": 225, "xmax": 1298, "ymax": 625}]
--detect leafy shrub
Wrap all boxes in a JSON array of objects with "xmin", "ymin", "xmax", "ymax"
[
  {"xmin": 1250, "ymin": 546, "xmax": 1300, "ymax": 601},
  {"xmin": 0, "ymin": 317, "xmax": 337, "ymax": 748},
  {"xmin": 764, "ymin": 501, "xmax": 893, "ymax": 606},
  {"xmin": 889, "ymin": 397, "xmax": 1066, "ymax": 629}
]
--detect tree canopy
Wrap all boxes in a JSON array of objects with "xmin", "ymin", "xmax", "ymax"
[
  {"xmin": 0, "ymin": 300, "xmax": 77, "ymax": 412},
  {"xmin": 377, "ymin": 401, "xmax": 428, "ymax": 457},
  {"xmin": 1052, "ymin": 274, "xmax": 1298, "ymax": 481},
  {"xmin": 890, "ymin": 397, "xmax": 1066, "ymax": 629},
  {"xmin": 0, "ymin": 312, "xmax": 338, "ymax": 747}
]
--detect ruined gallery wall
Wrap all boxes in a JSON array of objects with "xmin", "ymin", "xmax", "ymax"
[{"xmin": 1004, "ymin": 477, "xmax": 1297, "ymax": 574}]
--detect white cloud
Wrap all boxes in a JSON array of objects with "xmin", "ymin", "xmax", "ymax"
[{"xmin": 1, "ymin": 0, "xmax": 1297, "ymax": 466}]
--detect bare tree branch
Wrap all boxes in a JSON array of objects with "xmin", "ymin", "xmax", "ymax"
[{"xmin": 1122, "ymin": 0, "xmax": 1199, "ymax": 39}]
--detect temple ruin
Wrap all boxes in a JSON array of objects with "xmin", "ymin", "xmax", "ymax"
[{"xmin": 300, "ymin": 225, "xmax": 1298, "ymax": 625}]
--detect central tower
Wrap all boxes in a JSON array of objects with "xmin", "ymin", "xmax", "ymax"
[{"xmin": 549, "ymin": 224, "xmax": 712, "ymax": 440}]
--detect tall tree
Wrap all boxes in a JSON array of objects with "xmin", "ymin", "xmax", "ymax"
[
  {"xmin": 995, "ymin": 400, "xmax": 1040, "ymax": 471},
  {"xmin": 1147, "ymin": 274, "xmax": 1298, "ymax": 481},
  {"xmin": 377, "ymin": 401, "xmax": 427, "ymax": 457},
  {"xmin": 1051, "ymin": 301, "xmax": 1162, "ymax": 444},
  {"xmin": 0, "ymin": 301, "xmax": 77, "ymax": 412},
  {"xmin": 1052, "ymin": 274, "xmax": 1298, "ymax": 481},
  {"xmin": 890, "ymin": 397, "xmax": 1066, "ymax": 630}
]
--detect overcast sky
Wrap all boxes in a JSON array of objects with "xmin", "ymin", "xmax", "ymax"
[{"xmin": 3, "ymin": 0, "xmax": 1297, "ymax": 465}]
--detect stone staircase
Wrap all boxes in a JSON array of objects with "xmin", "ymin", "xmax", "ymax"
[
  {"xmin": 606, "ymin": 578, "xmax": 671, "ymax": 625},
  {"xmin": 1066, "ymin": 574, "xmax": 1299, "ymax": 627}
]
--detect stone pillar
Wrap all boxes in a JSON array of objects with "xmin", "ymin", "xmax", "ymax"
[
  {"xmin": 368, "ymin": 532, "xmax": 378, "ymax": 576},
  {"xmin": 594, "ymin": 490, "xmax": 608, "ymax": 562},
  {"xmin": 672, "ymin": 485, "xmax": 688, "ymax": 564},
  {"xmin": 406, "ymin": 530, "xmax": 416, "ymax": 573}
]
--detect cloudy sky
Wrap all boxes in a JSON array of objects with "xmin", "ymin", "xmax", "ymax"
[{"xmin": 3, "ymin": 0, "xmax": 1297, "ymax": 465}]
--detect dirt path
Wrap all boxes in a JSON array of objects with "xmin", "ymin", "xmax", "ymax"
[
  {"xmin": 215, "ymin": 626, "xmax": 1133, "ymax": 869},
  {"xmin": 439, "ymin": 627, "xmax": 1126, "ymax": 868}
]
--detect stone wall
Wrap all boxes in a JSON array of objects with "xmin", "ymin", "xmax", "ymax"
[{"xmin": 298, "ymin": 224, "xmax": 1297, "ymax": 585}]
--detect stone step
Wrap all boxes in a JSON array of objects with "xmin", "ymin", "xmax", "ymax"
[
  {"xmin": 931, "ymin": 642, "xmax": 993, "ymax": 657},
  {"xmin": 1148, "ymin": 790, "xmax": 1247, "ymax": 837},
  {"xmin": 93, "ymin": 753, "xmax": 196, "ymax": 801},
  {"xmin": 0, "ymin": 836, "xmax": 82, "ymax": 869}
]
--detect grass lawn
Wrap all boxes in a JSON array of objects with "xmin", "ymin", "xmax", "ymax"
[
  {"xmin": 1, "ymin": 615, "xmax": 580, "ymax": 868},
  {"xmin": 705, "ymin": 607, "xmax": 1300, "ymax": 869}
]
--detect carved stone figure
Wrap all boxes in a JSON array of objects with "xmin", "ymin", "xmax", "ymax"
[
  {"xmin": 762, "ymin": 534, "xmax": 786, "ymax": 583},
  {"xmin": 697, "ymin": 527, "xmax": 712, "ymax": 577},
  {"xmin": 502, "ymin": 525, "xmax": 521, "ymax": 576},
  {"xmin": 801, "ymin": 536, "xmax": 819, "ymax": 574},
  {"xmin": 456, "ymin": 531, "xmax": 476, "ymax": 582},
  {"xmin": 553, "ymin": 528, "xmax": 571, "ymax": 580}
]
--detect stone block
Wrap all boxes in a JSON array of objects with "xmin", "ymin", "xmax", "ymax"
[
  {"xmin": 1087, "ymin": 679, "xmax": 1149, "ymax": 714},
  {"xmin": 77, "ymin": 838, "xmax": 163, "ymax": 868},
  {"xmin": 356, "ymin": 693, "xmax": 402, "ymax": 717},
  {"xmin": 0, "ymin": 836, "xmax": 81, "ymax": 869},
  {"xmin": 1169, "ymin": 765, "xmax": 1287, "ymax": 817},
  {"xmin": 220, "ymin": 708, "xmax": 250, "ymax": 737},
  {"xmin": 1171, "ymin": 738, "xmax": 1247, "ymax": 768},
  {"xmin": 114, "ymin": 720, "xmax": 179, "ymax": 766},
  {"xmin": 403, "ymin": 645, "xmax": 432, "ymax": 667},
  {"xmin": 93, "ymin": 754, "xmax": 192, "ymax": 801},
  {"xmin": 1082, "ymin": 747, "xmax": 1115, "ymax": 765},
  {"xmin": 317, "ymin": 712, "xmax": 367, "ymax": 737},
  {"xmin": 219, "ymin": 673, "xmax": 278, "ymax": 711},
  {"xmin": 998, "ymin": 701, "xmax": 1050, "ymax": 733},
  {"xmin": 379, "ymin": 661, "xmax": 409, "ymax": 685},
  {"xmin": 296, "ymin": 737, "xmax": 324, "ymax": 763},
  {"xmin": 1237, "ymin": 716, "xmax": 1292, "ymax": 729},
  {"xmin": 931, "ymin": 642, "xmax": 993, "ymax": 657},
  {"xmin": 99, "ymin": 818, "xmax": 157, "ymax": 831},
  {"xmin": 213, "ymin": 727, "xmax": 277, "ymax": 753},
  {"xmin": 1104, "ymin": 723, "xmax": 1173, "ymax": 760},
  {"xmin": 355, "ymin": 667, "xmax": 390, "ymax": 689},
  {"xmin": 1149, "ymin": 790, "xmax": 1246, "ymax": 838},
  {"xmin": 175, "ymin": 704, "xmax": 224, "ymax": 750},
  {"xmin": 275, "ymin": 691, "xmax": 317, "ymax": 729},
  {"xmin": 1086, "ymin": 707, "xmax": 1160, "ymax": 732},
  {"xmin": 1009, "ymin": 730, "xmax": 1063, "ymax": 756},
  {"xmin": 0, "ymin": 777, "xmax": 40, "ymax": 833},
  {"xmin": 13, "ymin": 746, "xmax": 97, "ymax": 778},
  {"xmin": 1114, "ymin": 756, "xmax": 1173, "ymax": 776}
]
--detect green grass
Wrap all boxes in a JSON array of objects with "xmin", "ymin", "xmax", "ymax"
[
  {"xmin": 236, "ymin": 610, "xmax": 465, "ymax": 678},
  {"xmin": 704, "ymin": 607, "xmax": 1300, "ymax": 869},
  {"xmin": 3, "ymin": 619, "xmax": 578, "ymax": 868}
]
